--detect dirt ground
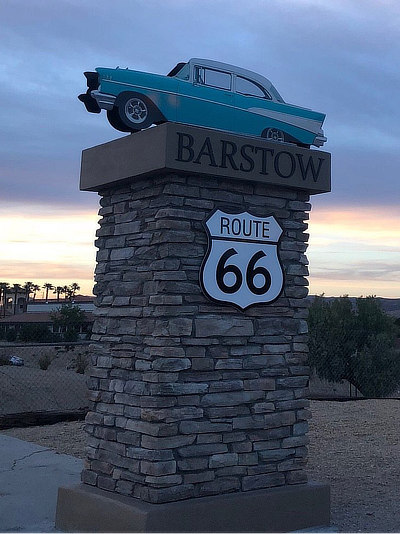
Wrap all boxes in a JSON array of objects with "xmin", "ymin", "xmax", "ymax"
[
  {"xmin": 308, "ymin": 399, "xmax": 400, "ymax": 533},
  {"xmin": 0, "ymin": 344, "xmax": 89, "ymax": 415},
  {"xmin": 3, "ymin": 399, "xmax": 400, "ymax": 532}
]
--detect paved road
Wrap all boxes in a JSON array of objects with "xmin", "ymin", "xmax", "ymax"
[{"xmin": 0, "ymin": 435, "xmax": 82, "ymax": 532}]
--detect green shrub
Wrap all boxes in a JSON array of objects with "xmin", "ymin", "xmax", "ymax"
[
  {"xmin": 51, "ymin": 303, "xmax": 86, "ymax": 343},
  {"xmin": 19, "ymin": 324, "xmax": 53, "ymax": 343},
  {"xmin": 308, "ymin": 295, "xmax": 400, "ymax": 397},
  {"xmin": 5, "ymin": 329, "xmax": 17, "ymax": 342},
  {"xmin": 75, "ymin": 351, "xmax": 89, "ymax": 374},
  {"xmin": 64, "ymin": 329, "xmax": 79, "ymax": 343},
  {"xmin": 38, "ymin": 353, "xmax": 53, "ymax": 370},
  {"xmin": 352, "ymin": 334, "xmax": 400, "ymax": 397}
]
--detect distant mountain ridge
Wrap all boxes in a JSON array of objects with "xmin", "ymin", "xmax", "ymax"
[{"xmin": 307, "ymin": 296, "xmax": 400, "ymax": 319}]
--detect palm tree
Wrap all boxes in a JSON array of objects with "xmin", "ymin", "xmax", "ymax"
[
  {"xmin": 0, "ymin": 283, "xmax": 4, "ymax": 314},
  {"xmin": 54, "ymin": 286, "xmax": 65, "ymax": 302},
  {"xmin": 70, "ymin": 282, "xmax": 81, "ymax": 298},
  {"xmin": 43, "ymin": 283, "xmax": 54, "ymax": 301},
  {"xmin": 63, "ymin": 285, "xmax": 70, "ymax": 300},
  {"xmin": 22, "ymin": 281, "xmax": 34, "ymax": 313},
  {"xmin": 23, "ymin": 281, "xmax": 34, "ymax": 302},
  {"xmin": 0, "ymin": 282, "xmax": 10, "ymax": 317},
  {"xmin": 13, "ymin": 283, "xmax": 22, "ymax": 315},
  {"xmin": 32, "ymin": 284, "xmax": 40, "ymax": 301}
]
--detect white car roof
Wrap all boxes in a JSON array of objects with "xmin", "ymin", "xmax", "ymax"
[{"xmin": 187, "ymin": 58, "xmax": 285, "ymax": 103}]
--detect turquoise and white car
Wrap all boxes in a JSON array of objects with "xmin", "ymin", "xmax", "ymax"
[{"xmin": 79, "ymin": 58, "xmax": 326, "ymax": 148}]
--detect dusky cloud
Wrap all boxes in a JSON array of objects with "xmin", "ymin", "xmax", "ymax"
[{"xmin": 1, "ymin": 0, "xmax": 399, "ymax": 209}]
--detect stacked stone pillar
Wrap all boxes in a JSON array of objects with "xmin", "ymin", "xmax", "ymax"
[{"xmin": 56, "ymin": 123, "xmax": 330, "ymax": 532}]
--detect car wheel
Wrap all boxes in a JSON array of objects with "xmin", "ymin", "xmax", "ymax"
[
  {"xmin": 107, "ymin": 108, "xmax": 134, "ymax": 132},
  {"xmin": 263, "ymin": 128, "xmax": 285, "ymax": 142},
  {"xmin": 117, "ymin": 93, "xmax": 155, "ymax": 131}
]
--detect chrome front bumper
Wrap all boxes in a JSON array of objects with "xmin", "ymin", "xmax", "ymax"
[{"xmin": 313, "ymin": 128, "xmax": 327, "ymax": 147}]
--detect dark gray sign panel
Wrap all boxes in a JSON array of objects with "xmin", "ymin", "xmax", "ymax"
[{"xmin": 81, "ymin": 123, "xmax": 331, "ymax": 194}]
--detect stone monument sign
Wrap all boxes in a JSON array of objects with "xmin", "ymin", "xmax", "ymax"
[{"xmin": 56, "ymin": 59, "xmax": 331, "ymax": 532}]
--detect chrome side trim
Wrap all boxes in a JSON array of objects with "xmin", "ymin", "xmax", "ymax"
[
  {"xmin": 247, "ymin": 107, "xmax": 323, "ymax": 135},
  {"xmin": 91, "ymin": 90, "xmax": 116, "ymax": 110},
  {"xmin": 94, "ymin": 82, "xmax": 327, "ymax": 146},
  {"xmin": 104, "ymin": 80, "xmax": 306, "ymax": 124},
  {"xmin": 313, "ymin": 132, "xmax": 327, "ymax": 147}
]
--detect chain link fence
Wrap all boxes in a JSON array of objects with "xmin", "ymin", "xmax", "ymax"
[
  {"xmin": 0, "ymin": 342, "xmax": 90, "ymax": 428},
  {"xmin": 1, "ymin": 295, "xmax": 399, "ymax": 428}
]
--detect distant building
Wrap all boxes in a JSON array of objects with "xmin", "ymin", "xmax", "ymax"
[
  {"xmin": 0, "ymin": 295, "xmax": 95, "ymax": 340},
  {"xmin": 26, "ymin": 295, "xmax": 95, "ymax": 314},
  {"xmin": 0, "ymin": 287, "xmax": 28, "ymax": 316}
]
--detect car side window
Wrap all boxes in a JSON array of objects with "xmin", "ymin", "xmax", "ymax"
[
  {"xmin": 236, "ymin": 76, "xmax": 271, "ymax": 99},
  {"xmin": 195, "ymin": 67, "xmax": 232, "ymax": 91}
]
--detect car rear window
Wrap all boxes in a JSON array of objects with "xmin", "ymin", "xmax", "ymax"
[{"xmin": 236, "ymin": 76, "xmax": 271, "ymax": 99}]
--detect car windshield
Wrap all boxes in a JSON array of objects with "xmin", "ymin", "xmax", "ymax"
[{"xmin": 168, "ymin": 62, "xmax": 189, "ymax": 79}]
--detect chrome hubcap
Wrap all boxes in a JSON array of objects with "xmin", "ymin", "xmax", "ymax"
[
  {"xmin": 266, "ymin": 128, "xmax": 284, "ymax": 142},
  {"xmin": 125, "ymin": 98, "xmax": 148, "ymax": 123}
]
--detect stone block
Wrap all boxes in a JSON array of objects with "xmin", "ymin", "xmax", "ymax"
[
  {"xmin": 253, "ymin": 402, "xmax": 275, "ymax": 413},
  {"xmin": 184, "ymin": 471, "xmax": 215, "ymax": 484},
  {"xmin": 195, "ymin": 318, "xmax": 254, "ymax": 337},
  {"xmin": 141, "ymin": 434, "xmax": 196, "ymax": 450},
  {"xmin": 243, "ymin": 378, "xmax": 275, "ymax": 391},
  {"xmin": 140, "ymin": 406, "xmax": 203, "ymax": 423},
  {"xmin": 209, "ymin": 453, "xmax": 238, "ymax": 468},
  {"xmin": 198, "ymin": 477, "xmax": 240, "ymax": 496},
  {"xmin": 197, "ymin": 433, "xmax": 223, "ymax": 444},
  {"xmin": 150, "ymin": 383, "xmax": 209, "ymax": 396},
  {"xmin": 180, "ymin": 421, "xmax": 232, "ymax": 434},
  {"xmin": 201, "ymin": 391, "xmax": 264, "ymax": 407},
  {"xmin": 144, "ymin": 474, "xmax": 183, "ymax": 487},
  {"xmin": 177, "ymin": 443, "xmax": 229, "ymax": 458},
  {"xmin": 232, "ymin": 416, "xmax": 265, "ymax": 430},
  {"xmin": 177, "ymin": 457, "xmax": 209, "ymax": 471},
  {"xmin": 152, "ymin": 358, "xmax": 191, "ymax": 372}
]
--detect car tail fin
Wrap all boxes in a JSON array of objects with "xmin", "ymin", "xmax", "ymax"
[
  {"xmin": 79, "ymin": 71, "xmax": 101, "ymax": 113},
  {"xmin": 84, "ymin": 71, "xmax": 100, "ymax": 90}
]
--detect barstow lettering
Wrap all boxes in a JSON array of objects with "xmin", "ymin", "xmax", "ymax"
[{"xmin": 175, "ymin": 132, "xmax": 325, "ymax": 183}]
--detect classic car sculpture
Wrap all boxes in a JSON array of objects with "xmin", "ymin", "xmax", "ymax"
[{"xmin": 79, "ymin": 58, "xmax": 326, "ymax": 148}]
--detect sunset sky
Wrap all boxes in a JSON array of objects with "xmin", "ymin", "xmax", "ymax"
[{"xmin": 1, "ymin": 0, "xmax": 399, "ymax": 298}]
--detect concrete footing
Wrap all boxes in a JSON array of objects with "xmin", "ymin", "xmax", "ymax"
[{"xmin": 55, "ymin": 482, "xmax": 330, "ymax": 532}]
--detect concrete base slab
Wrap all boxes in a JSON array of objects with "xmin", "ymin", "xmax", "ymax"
[
  {"xmin": 56, "ymin": 482, "xmax": 330, "ymax": 532},
  {"xmin": 0, "ymin": 435, "xmax": 82, "ymax": 533}
]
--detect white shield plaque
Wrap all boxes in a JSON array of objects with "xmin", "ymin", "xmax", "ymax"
[{"xmin": 200, "ymin": 210, "xmax": 284, "ymax": 310}]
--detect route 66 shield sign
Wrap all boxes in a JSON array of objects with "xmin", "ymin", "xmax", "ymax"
[{"xmin": 200, "ymin": 210, "xmax": 284, "ymax": 310}]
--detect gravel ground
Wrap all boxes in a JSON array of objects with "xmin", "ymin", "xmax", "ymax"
[
  {"xmin": 2, "ymin": 399, "xmax": 400, "ymax": 532},
  {"xmin": 2, "ymin": 419, "xmax": 87, "ymax": 459},
  {"xmin": 308, "ymin": 399, "xmax": 400, "ymax": 533}
]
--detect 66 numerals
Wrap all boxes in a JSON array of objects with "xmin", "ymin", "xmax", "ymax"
[{"xmin": 216, "ymin": 247, "xmax": 271, "ymax": 295}]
